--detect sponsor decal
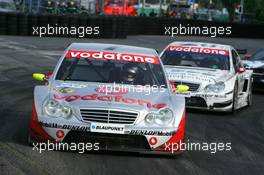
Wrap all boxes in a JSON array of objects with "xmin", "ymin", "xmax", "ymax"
[
  {"xmin": 57, "ymin": 83, "xmax": 87, "ymax": 88},
  {"xmin": 59, "ymin": 88, "xmax": 75, "ymax": 94},
  {"xmin": 39, "ymin": 122, "xmax": 89, "ymax": 132},
  {"xmin": 56, "ymin": 130, "xmax": 65, "ymax": 138},
  {"xmin": 90, "ymin": 123, "xmax": 125, "ymax": 134},
  {"xmin": 149, "ymin": 137, "xmax": 158, "ymax": 145},
  {"xmin": 51, "ymin": 87, "xmax": 75, "ymax": 94},
  {"xmin": 130, "ymin": 130, "xmax": 174, "ymax": 136},
  {"xmin": 95, "ymin": 86, "xmax": 128, "ymax": 95},
  {"xmin": 65, "ymin": 50, "xmax": 160, "ymax": 64},
  {"xmin": 193, "ymin": 94, "xmax": 227, "ymax": 98},
  {"xmin": 167, "ymin": 46, "xmax": 229, "ymax": 56},
  {"xmin": 54, "ymin": 94, "xmax": 167, "ymax": 109},
  {"xmin": 166, "ymin": 69, "xmax": 215, "ymax": 83}
]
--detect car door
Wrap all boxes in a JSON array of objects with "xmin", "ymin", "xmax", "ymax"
[{"xmin": 231, "ymin": 49, "xmax": 246, "ymax": 95}]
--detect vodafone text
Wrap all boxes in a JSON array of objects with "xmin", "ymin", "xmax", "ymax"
[
  {"xmin": 164, "ymin": 24, "xmax": 232, "ymax": 38},
  {"xmin": 167, "ymin": 46, "xmax": 229, "ymax": 56},
  {"xmin": 65, "ymin": 50, "xmax": 160, "ymax": 64}
]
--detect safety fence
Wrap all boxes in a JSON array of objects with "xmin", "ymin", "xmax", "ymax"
[{"xmin": 0, "ymin": 12, "xmax": 264, "ymax": 38}]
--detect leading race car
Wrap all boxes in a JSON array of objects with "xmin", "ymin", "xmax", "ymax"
[
  {"xmin": 29, "ymin": 43, "xmax": 187, "ymax": 155},
  {"xmin": 160, "ymin": 42, "xmax": 253, "ymax": 112}
]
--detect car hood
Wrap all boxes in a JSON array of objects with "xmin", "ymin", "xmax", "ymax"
[
  {"xmin": 48, "ymin": 81, "xmax": 172, "ymax": 112},
  {"xmin": 242, "ymin": 60, "xmax": 264, "ymax": 69},
  {"xmin": 165, "ymin": 66, "xmax": 231, "ymax": 86}
]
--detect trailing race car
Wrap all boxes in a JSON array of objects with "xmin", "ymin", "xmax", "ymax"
[
  {"xmin": 160, "ymin": 42, "xmax": 253, "ymax": 112},
  {"xmin": 29, "ymin": 43, "xmax": 187, "ymax": 154},
  {"xmin": 242, "ymin": 48, "xmax": 264, "ymax": 91}
]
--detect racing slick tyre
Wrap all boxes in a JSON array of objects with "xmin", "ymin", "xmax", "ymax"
[
  {"xmin": 247, "ymin": 79, "xmax": 253, "ymax": 107},
  {"xmin": 231, "ymin": 82, "xmax": 238, "ymax": 113}
]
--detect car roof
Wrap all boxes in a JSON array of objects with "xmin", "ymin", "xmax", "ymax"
[
  {"xmin": 68, "ymin": 43, "xmax": 157, "ymax": 56},
  {"xmin": 168, "ymin": 41, "xmax": 231, "ymax": 50}
]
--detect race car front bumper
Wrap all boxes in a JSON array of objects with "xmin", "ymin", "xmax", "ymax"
[
  {"xmin": 183, "ymin": 91, "xmax": 234, "ymax": 111},
  {"xmin": 29, "ymin": 103, "xmax": 186, "ymax": 155}
]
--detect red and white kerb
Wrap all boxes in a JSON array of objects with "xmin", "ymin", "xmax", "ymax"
[
  {"xmin": 65, "ymin": 50, "xmax": 160, "ymax": 64},
  {"xmin": 167, "ymin": 46, "xmax": 229, "ymax": 56}
]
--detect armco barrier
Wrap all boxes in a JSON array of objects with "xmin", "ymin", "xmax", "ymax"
[
  {"xmin": 1, "ymin": 13, "xmax": 264, "ymax": 38},
  {"xmin": 0, "ymin": 13, "xmax": 127, "ymax": 39},
  {"xmin": 125, "ymin": 17, "xmax": 264, "ymax": 38}
]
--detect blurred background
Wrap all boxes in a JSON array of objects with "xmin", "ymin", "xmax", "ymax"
[{"xmin": 1, "ymin": 0, "xmax": 263, "ymax": 24}]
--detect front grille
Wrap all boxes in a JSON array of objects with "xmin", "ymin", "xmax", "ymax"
[
  {"xmin": 63, "ymin": 131, "xmax": 150, "ymax": 151},
  {"xmin": 80, "ymin": 109, "xmax": 138, "ymax": 124},
  {"xmin": 174, "ymin": 81, "xmax": 200, "ymax": 92},
  {"xmin": 186, "ymin": 97, "xmax": 207, "ymax": 108}
]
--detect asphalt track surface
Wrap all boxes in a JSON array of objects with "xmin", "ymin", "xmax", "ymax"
[{"xmin": 0, "ymin": 35, "xmax": 263, "ymax": 175}]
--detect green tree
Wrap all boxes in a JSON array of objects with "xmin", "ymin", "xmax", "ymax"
[
  {"xmin": 219, "ymin": 0, "xmax": 240, "ymax": 21},
  {"xmin": 256, "ymin": 0, "xmax": 264, "ymax": 21}
]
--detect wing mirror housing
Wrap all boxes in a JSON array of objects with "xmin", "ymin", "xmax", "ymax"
[
  {"xmin": 170, "ymin": 81, "xmax": 190, "ymax": 93},
  {"xmin": 33, "ymin": 71, "xmax": 53, "ymax": 82},
  {"xmin": 177, "ymin": 85, "xmax": 190, "ymax": 93},
  {"xmin": 33, "ymin": 73, "xmax": 46, "ymax": 81}
]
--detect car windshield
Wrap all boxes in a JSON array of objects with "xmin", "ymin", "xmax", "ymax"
[
  {"xmin": 252, "ymin": 49, "xmax": 264, "ymax": 61},
  {"xmin": 56, "ymin": 55, "xmax": 167, "ymax": 87},
  {"xmin": 161, "ymin": 50, "xmax": 230, "ymax": 70}
]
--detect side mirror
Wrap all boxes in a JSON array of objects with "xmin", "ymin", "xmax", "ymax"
[
  {"xmin": 33, "ymin": 73, "xmax": 46, "ymax": 81},
  {"xmin": 237, "ymin": 67, "xmax": 246, "ymax": 74},
  {"xmin": 177, "ymin": 85, "xmax": 190, "ymax": 93}
]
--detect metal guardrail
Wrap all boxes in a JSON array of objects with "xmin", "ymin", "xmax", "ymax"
[{"xmin": 0, "ymin": 12, "xmax": 264, "ymax": 38}]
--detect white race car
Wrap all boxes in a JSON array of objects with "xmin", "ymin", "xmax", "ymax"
[{"xmin": 160, "ymin": 42, "xmax": 253, "ymax": 112}]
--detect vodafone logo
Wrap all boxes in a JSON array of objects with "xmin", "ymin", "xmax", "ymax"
[
  {"xmin": 167, "ymin": 46, "xmax": 229, "ymax": 56},
  {"xmin": 54, "ymin": 94, "xmax": 167, "ymax": 109},
  {"xmin": 95, "ymin": 87, "xmax": 128, "ymax": 95},
  {"xmin": 65, "ymin": 50, "xmax": 160, "ymax": 64},
  {"xmin": 56, "ymin": 130, "xmax": 65, "ymax": 138}
]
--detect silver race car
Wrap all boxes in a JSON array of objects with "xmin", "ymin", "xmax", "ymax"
[
  {"xmin": 29, "ymin": 43, "xmax": 187, "ymax": 154},
  {"xmin": 160, "ymin": 42, "xmax": 253, "ymax": 112}
]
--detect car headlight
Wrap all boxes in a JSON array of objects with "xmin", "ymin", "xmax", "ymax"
[
  {"xmin": 44, "ymin": 99, "xmax": 72, "ymax": 119},
  {"xmin": 145, "ymin": 108, "xmax": 173, "ymax": 126},
  {"xmin": 205, "ymin": 81, "xmax": 225, "ymax": 93}
]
